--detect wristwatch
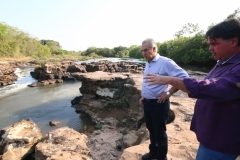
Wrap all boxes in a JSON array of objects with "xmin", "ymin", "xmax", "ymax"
[{"xmin": 166, "ymin": 91, "xmax": 171, "ymax": 96}]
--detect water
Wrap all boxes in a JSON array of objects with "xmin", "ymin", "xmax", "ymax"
[
  {"xmin": 0, "ymin": 67, "xmax": 92, "ymax": 135},
  {"xmin": 75, "ymin": 57, "xmax": 145, "ymax": 65},
  {"xmin": 0, "ymin": 67, "xmax": 37, "ymax": 99}
]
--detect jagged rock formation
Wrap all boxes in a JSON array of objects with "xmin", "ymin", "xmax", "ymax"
[
  {"xmin": 28, "ymin": 60, "xmax": 144, "ymax": 87},
  {"xmin": 71, "ymin": 71, "xmax": 143, "ymax": 126},
  {"xmin": 0, "ymin": 64, "xmax": 17, "ymax": 86},
  {"xmin": 0, "ymin": 119, "xmax": 42, "ymax": 160}
]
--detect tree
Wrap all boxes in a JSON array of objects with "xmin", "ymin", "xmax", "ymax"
[
  {"xmin": 158, "ymin": 42, "xmax": 168, "ymax": 57},
  {"xmin": 84, "ymin": 47, "xmax": 98, "ymax": 56},
  {"xmin": 226, "ymin": 8, "xmax": 240, "ymax": 20},
  {"xmin": 0, "ymin": 23, "xmax": 7, "ymax": 40},
  {"xmin": 0, "ymin": 23, "xmax": 52, "ymax": 58},
  {"xmin": 116, "ymin": 50, "xmax": 129, "ymax": 58},
  {"xmin": 98, "ymin": 48, "xmax": 114, "ymax": 57},
  {"xmin": 113, "ymin": 46, "xmax": 128, "ymax": 56},
  {"xmin": 129, "ymin": 45, "xmax": 142, "ymax": 58},
  {"xmin": 40, "ymin": 40, "xmax": 62, "ymax": 55},
  {"xmin": 174, "ymin": 23, "xmax": 200, "ymax": 38}
]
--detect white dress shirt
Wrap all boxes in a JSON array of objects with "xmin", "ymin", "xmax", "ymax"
[{"xmin": 142, "ymin": 54, "xmax": 189, "ymax": 99}]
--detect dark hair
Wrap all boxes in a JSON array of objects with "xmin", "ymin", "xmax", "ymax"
[{"xmin": 205, "ymin": 18, "xmax": 240, "ymax": 45}]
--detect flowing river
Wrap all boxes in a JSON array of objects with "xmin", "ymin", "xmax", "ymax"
[{"xmin": 0, "ymin": 67, "xmax": 94, "ymax": 135}]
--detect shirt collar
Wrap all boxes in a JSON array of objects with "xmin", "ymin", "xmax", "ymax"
[
  {"xmin": 217, "ymin": 52, "xmax": 240, "ymax": 65},
  {"xmin": 148, "ymin": 54, "xmax": 160, "ymax": 63}
]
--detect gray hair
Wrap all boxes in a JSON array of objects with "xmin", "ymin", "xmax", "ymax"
[{"xmin": 142, "ymin": 38, "xmax": 158, "ymax": 52}]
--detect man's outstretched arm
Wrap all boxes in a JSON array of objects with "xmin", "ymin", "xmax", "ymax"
[{"xmin": 144, "ymin": 74, "xmax": 191, "ymax": 94}]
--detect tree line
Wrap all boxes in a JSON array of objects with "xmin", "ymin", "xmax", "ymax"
[
  {"xmin": 0, "ymin": 8, "xmax": 239, "ymax": 66},
  {"xmin": 0, "ymin": 23, "xmax": 81, "ymax": 60}
]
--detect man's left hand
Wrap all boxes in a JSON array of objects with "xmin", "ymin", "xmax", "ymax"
[{"xmin": 157, "ymin": 92, "xmax": 170, "ymax": 103}]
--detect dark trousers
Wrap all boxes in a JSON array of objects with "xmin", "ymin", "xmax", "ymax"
[{"xmin": 143, "ymin": 99, "xmax": 170, "ymax": 160}]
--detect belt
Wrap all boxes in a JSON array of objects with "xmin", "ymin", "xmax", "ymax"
[{"xmin": 144, "ymin": 98, "xmax": 158, "ymax": 102}]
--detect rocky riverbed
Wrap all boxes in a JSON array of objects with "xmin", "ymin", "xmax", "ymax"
[{"xmin": 1, "ymin": 59, "xmax": 238, "ymax": 160}]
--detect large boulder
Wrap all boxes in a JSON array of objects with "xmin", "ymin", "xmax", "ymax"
[
  {"xmin": 0, "ymin": 64, "xmax": 18, "ymax": 86},
  {"xmin": 71, "ymin": 71, "xmax": 143, "ymax": 126},
  {"xmin": 30, "ymin": 63, "xmax": 65, "ymax": 81},
  {"xmin": 35, "ymin": 126, "xmax": 91, "ymax": 160},
  {"xmin": 0, "ymin": 119, "xmax": 42, "ymax": 160}
]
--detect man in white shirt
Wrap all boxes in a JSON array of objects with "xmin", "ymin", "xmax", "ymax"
[{"xmin": 139, "ymin": 38, "xmax": 189, "ymax": 160}]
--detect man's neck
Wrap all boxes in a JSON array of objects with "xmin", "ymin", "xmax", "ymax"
[{"xmin": 148, "ymin": 53, "xmax": 158, "ymax": 62}]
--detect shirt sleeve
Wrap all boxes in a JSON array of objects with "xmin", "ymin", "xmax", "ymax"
[
  {"xmin": 183, "ymin": 69, "xmax": 240, "ymax": 101},
  {"xmin": 166, "ymin": 59, "xmax": 189, "ymax": 78}
]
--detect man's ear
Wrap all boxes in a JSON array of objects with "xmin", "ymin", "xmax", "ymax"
[
  {"xmin": 153, "ymin": 47, "xmax": 156, "ymax": 51},
  {"xmin": 231, "ymin": 37, "xmax": 238, "ymax": 47}
]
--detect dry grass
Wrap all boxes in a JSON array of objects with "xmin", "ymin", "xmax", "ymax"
[
  {"xmin": 0, "ymin": 56, "xmax": 33, "ymax": 62},
  {"xmin": 0, "ymin": 55, "xmax": 91, "ymax": 64}
]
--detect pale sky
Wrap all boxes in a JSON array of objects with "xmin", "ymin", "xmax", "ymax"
[{"xmin": 0, "ymin": 0, "xmax": 239, "ymax": 51}]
